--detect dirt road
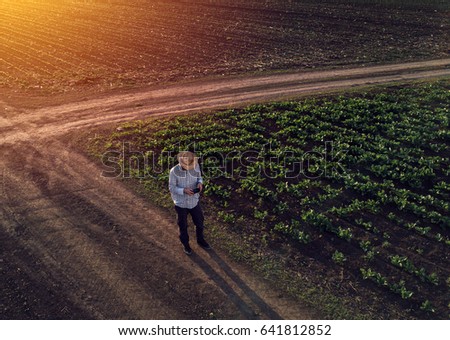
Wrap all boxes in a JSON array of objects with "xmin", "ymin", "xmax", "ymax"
[{"xmin": 1, "ymin": 59, "xmax": 449, "ymax": 319}]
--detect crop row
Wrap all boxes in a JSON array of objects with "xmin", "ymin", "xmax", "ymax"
[{"xmin": 93, "ymin": 79, "xmax": 450, "ymax": 316}]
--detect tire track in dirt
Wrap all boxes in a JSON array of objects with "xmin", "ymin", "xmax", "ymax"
[
  {"xmin": 1, "ymin": 58, "xmax": 449, "ymax": 145},
  {"xmin": 1, "ymin": 59, "xmax": 449, "ymax": 319}
]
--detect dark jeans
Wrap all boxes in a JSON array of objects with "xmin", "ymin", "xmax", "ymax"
[{"xmin": 174, "ymin": 203, "xmax": 205, "ymax": 246}]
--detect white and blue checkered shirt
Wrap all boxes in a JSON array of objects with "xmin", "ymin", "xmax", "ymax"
[{"xmin": 169, "ymin": 164, "xmax": 203, "ymax": 209}]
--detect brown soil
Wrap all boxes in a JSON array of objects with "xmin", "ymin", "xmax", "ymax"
[
  {"xmin": 1, "ymin": 59, "xmax": 449, "ymax": 319},
  {"xmin": 1, "ymin": 0, "xmax": 448, "ymax": 93}
]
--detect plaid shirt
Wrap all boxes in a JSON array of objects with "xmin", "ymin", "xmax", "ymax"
[{"xmin": 169, "ymin": 164, "xmax": 203, "ymax": 209}]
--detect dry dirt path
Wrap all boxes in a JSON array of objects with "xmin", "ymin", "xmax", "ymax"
[{"xmin": 1, "ymin": 59, "xmax": 449, "ymax": 319}]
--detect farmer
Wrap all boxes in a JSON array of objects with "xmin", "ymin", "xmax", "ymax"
[{"xmin": 169, "ymin": 151, "xmax": 211, "ymax": 255}]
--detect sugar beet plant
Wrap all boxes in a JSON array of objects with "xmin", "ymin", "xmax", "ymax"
[{"xmin": 92, "ymin": 81, "xmax": 450, "ymax": 318}]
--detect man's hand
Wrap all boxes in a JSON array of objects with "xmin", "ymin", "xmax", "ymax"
[
  {"xmin": 197, "ymin": 183, "xmax": 203, "ymax": 192},
  {"xmin": 184, "ymin": 188, "xmax": 194, "ymax": 196}
]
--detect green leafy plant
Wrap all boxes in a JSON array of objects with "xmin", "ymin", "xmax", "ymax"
[
  {"xmin": 420, "ymin": 300, "xmax": 435, "ymax": 313},
  {"xmin": 253, "ymin": 208, "xmax": 268, "ymax": 220},
  {"xmin": 332, "ymin": 251, "xmax": 347, "ymax": 265},
  {"xmin": 218, "ymin": 211, "xmax": 236, "ymax": 224}
]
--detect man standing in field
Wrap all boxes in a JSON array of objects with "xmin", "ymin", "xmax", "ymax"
[{"xmin": 169, "ymin": 151, "xmax": 211, "ymax": 255}]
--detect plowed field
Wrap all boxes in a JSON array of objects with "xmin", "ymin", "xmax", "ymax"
[{"xmin": 1, "ymin": 0, "xmax": 448, "ymax": 93}]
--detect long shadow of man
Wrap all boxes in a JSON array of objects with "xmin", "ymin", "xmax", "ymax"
[{"xmin": 188, "ymin": 250, "xmax": 282, "ymax": 320}]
